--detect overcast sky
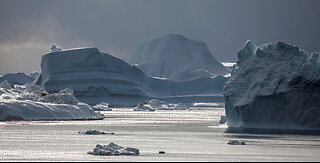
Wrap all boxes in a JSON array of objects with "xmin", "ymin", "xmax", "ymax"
[{"xmin": 0, "ymin": 0, "xmax": 319, "ymax": 75}]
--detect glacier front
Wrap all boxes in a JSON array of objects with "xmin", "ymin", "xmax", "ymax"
[{"xmin": 224, "ymin": 40, "xmax": 320, "ymax": 129}]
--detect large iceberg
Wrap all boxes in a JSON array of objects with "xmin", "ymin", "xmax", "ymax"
[
  {"xmin": 36, "ymin": 46, "xmax": 227, "ymax": 106},
  {"xmin": 224, "ymin": 40, "xmax": 320, "ymax": 129},
  {"xmin": 130, "ymin": 34, "xmax": 229, "ymax": 81}
]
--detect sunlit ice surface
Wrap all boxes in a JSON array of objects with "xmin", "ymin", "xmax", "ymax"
[{"xmin": 0, "ymin": 106, "xmax": 319, "ymax": 162}]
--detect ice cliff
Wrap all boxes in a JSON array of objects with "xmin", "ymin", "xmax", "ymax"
[
  {"xmin": 36, "ymin": 46, "xmax": 227, "ymax": 106},
  {"xmin": 130, "ymin": 34, "xmax": 229, "ymax": 81},
  {"xmin": 224, "ymin": 40, "xmax": 320, "ymax": 129}
]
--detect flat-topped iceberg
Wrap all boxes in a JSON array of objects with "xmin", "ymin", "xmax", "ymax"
[
  {"xmin": 224, "ymin": 40, "xmax": 320, "ymax": 129},
  {"xmin": 130, "ymin": 34, "xmax": 229, "ymax": 81},
  {"xmin": 36, "ymin": 46, "xmax": 227, "ymax": 106}
]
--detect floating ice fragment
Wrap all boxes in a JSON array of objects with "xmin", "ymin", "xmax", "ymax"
[
  {"xmin": 228, "ymin": 140, "xmax": 246, "ymax": 145},
  {"xmin": 219, "ymin": 116, "xmax": 227, "ymax": 124},
  {"xmin": 87, "ymin": 142, "xmax": 139, "ymax": 156},
  {"xmin": 79, "ymin": 129, "xmax": 115, "ymax": 135}
]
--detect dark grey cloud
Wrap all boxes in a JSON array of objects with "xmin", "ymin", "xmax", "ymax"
[{"xmin": 0, "ymin": 0, "xmax": 319, "ymax": 74}]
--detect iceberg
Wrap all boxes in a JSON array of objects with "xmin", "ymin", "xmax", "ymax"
[
  {"xmin": 92, "ymin": 102, "xmax": 112, "ymax": 111},
  {"xmin": 79, "ymin": 129, "xmax": 115, "ymax": 135},
  {"xmin": 224, "ymin": 40, "xmax": 320, "ymax": 129},
  {"xmin": 0, "ymin": 82, "xmax": 103, "ymax": 121},
  {"xmin": 87, "ymin": 142, "xmax": 140, "ymax": 156},
  {"xmin": 130, "ymin": 34, "xmax": 229, "ymax": 81},
  {"xmin": 134, "ymin": 99, "xmax": 189, "ymax": 111},
  {"xmin": 36, "ymin": 46, "xmax": 227, "ymax": 106},
  {"xmin": 0, "ymin": 72, "xmax": 35, "ymax": 85},
  {"xmin": 228, "ymin": 140, "xmax": 246, "ymax": 145}
]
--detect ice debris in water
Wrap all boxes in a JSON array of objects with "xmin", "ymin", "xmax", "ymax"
[
  {"xmin": 219, "ymin": 115, "xmax": 227, "ymax": 124},
  {"xmin": 79, "ymin": 129, "xmax": 115, "ymax": 135},
  {"xmin": 228, "ymin": 140, "xmax": 246, "ymax": 145},
  {"xmin": 87, "ymin": 142, "xmax": 140, "ymax": 156},
  {"xmin": 134, "ymin": 99, "xmax": 189, "ymax": 111},
  {"xmin": 92, "ymin": 102, "xmax": 112, "ymax": 111}
]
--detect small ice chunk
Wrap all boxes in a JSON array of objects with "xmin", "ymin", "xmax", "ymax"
[
  {"xmin": 219, "ymin": 116, "xmax": 227, "ymax": 124},
  {"xmin": 134, "ymin": 99, "xmax": 189, "ymax": 111},
  {"xmin": 159, "ymin": 151, "xmax": 166, "ymax": 154},
  {"xmin": 88, "ymin": 142, "xmax": 139, "ymax": 156},
  {"xmin": 92, "ymin": 102, "xmax": 112, "ymax": 111},
  {"xmin": 228, "ymin": 140, "xmax": 246, "ymax": 145},
  {"xmin": 79, "ymin": 129, "xmax": 114, "ymax": 135}
]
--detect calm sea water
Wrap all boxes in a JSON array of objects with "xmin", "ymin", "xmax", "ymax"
[{"xmin": 0, "ymin": 107, "xmax": 319, "ymax": 162}]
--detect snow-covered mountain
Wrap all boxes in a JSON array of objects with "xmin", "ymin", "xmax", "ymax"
[
  {"xmin": 0, "ymin": 72, "xmax": 35, "ymax": 85},
  {"xmin": 224, "ymin": 40, "xmax": 320, "ymax": 129},
  {"xmin": 130, "ymin": 34, "xmax": 229, "ymax": 81},
  {"xmin": 36, "ymin": 46, "xmax": 227, "ymax": 106}
]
